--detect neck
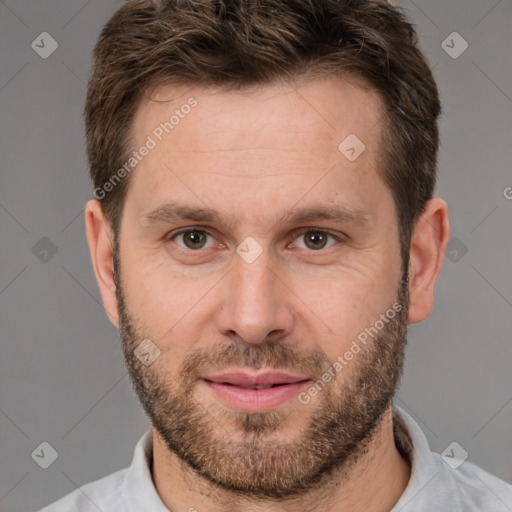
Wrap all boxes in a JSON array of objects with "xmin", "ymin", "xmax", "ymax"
[{"xmin": 152, "ymin": 406, "xmax": 411, "ymax": 512}]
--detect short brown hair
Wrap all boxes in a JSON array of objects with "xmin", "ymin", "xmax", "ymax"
[{"xmin": 85, "ymin": 0, "xmax": 441, "ymax": 267}]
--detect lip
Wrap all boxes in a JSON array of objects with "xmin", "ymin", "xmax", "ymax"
[
  {"xmin": 201, "ymin": 369, "xmax": 312, "ymax": 413},
  {"xmin": 203, "ymin": 370, "xmax": 311, "ymax": 387}
]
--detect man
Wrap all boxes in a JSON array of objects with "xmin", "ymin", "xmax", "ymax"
[{"xmin": 38, "ymin": 0, "xmax": 512, "ymax": 511}]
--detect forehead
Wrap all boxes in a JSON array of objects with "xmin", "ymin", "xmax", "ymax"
[
  {"xmin": 124, "ymin": 76, "xmax": 389, "ymax": 226},
  {"xmin": 132, "ymin": 75, "xmax": 383, "ymax": 154}
]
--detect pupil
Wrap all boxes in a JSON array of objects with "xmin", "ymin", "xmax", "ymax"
[
  {"xmin": 306, "ymin": 232, "xmax": 326, "ymax": 250},
  {"xmin": 185, "ymin": 231, "xmax": 205, "ymax": 248}
]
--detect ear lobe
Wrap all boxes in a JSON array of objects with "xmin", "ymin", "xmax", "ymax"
[
  {"xmin": 84, "ymin": 199, "xmax": 120, "ymax": 328},
  {"xmin": 406, "ymin": 198, "xmax": 450, "ymax": 324}
]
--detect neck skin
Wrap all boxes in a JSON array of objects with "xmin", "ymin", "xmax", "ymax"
[{"xmin": 151, "ymin": 406, "xmax": 411, "ymax": 512}]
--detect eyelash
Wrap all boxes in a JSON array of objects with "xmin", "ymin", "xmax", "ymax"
[{"xmin": 166, "ymin": 227, "xmax": 344, "ymax": 252}]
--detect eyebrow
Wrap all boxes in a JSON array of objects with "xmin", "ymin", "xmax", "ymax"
[{"xmin": 142, "ymin": 201, "xmax": 369, "ymax": 230}]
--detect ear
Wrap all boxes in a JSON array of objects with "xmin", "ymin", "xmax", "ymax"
[
  {"xmin": 84, "ymin": 199, "xmax": 119, "ymax": 328},
  {"xmin": 407, "ymin": 198, "xmax": 450, "ymax": 324}
]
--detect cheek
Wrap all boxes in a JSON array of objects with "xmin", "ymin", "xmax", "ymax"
[
  {"xmin": 296, "ymin": 278, "xmax": 370, "ymax": 340},
  {"xmin": 119, "ymin": 250, "xmax": 215, "ymax": 345},
  {"xmin": 290, "ymin": 264, "xmax": 399, "ymax": 360}
]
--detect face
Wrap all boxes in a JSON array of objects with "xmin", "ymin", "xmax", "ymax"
[{"xmin": 113, "ymin": 77, "xmax": 409, "ymax": 498}]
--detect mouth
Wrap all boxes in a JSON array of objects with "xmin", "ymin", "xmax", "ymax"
[
  {"xmin": 201, "ymin": 370, "xmax": 312, "ymax": 412},
  {"xmin": 206, "ymin": 382, "xmax": 292, "ymax": 390}
]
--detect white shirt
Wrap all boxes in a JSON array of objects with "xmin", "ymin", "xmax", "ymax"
[{"xmin": 36, "ymin": 406, "xmax": 512, "ymax": 511}]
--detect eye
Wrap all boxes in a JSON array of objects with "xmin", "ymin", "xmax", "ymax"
[
  {"xmin": 292, "ymin": 230, "xmax": 339, "ymax": 251},
  {"xmin": 170, "ymin": 229, "xmax": 216, "ymax": 250}
]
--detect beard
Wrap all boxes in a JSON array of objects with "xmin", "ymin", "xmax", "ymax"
[{"xmin": 113, "ymin": 239, "xmax": 409, "ymax": 500}]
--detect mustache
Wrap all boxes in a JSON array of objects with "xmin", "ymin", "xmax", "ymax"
[{"xmin": 180, "ymin": 340, "xmax": 332, "ymax": 383}]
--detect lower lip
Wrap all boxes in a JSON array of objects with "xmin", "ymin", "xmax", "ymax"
[{"xmin": 203, "ymin": 379, "xmax": 311, "ymax": 412}]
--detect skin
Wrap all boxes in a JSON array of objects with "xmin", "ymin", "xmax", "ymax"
[{"xmin": 85, "ymin": 75, "xmax": 450, "ymax": 511}]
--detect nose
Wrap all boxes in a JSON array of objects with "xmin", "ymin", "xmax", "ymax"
[{"xmin": 216, "ymin": 251, "xmax": 295, "ymax": 345}]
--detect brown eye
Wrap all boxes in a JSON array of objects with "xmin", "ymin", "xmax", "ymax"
[
  {"xmin": 293, "ymin": 228, "xmax": 343, "ymax": 252},
  {"xmin": 184, "ymin": 231, "xmax": 206, "ymax": 249},
  {"xmin": 172, "ymin": 230, "xmax": 215, "ymax": 250},
  {"xmin": 303, "ymin": 232, "xmax": 328, "ymax": 250},
  {"xmin": 292, "ymin": 230, "xmax": 338, "ymax": 251}
]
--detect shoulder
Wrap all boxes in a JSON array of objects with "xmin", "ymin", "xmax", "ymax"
[
  {"xmin": 393, "ymin": 406, "xmax": 512, "ymax": 511},
  {"xmin": 431, "ymin": 454, "xmax": 512, "ymax": 510},
  {"xmin": 34, "ymin": 467, "xmax": 128, "ymax": 512},
  {"xmin": 34, "ymin": 430, "xmax": 161, "ymax": 512}
]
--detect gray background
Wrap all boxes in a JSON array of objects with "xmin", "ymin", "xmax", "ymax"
[{"xmin": 0, "ymin": 1, "xmax": 511, "ymax": 511}]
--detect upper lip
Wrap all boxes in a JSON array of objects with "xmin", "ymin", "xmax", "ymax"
[{"xmin": 203, "ymin": 370, "xmax": 311, "ymax": 387}]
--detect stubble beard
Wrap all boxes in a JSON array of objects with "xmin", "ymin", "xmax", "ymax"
[{"xmin": 113, "ymin": 239, "xmax": 409, "ymax": 499}]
